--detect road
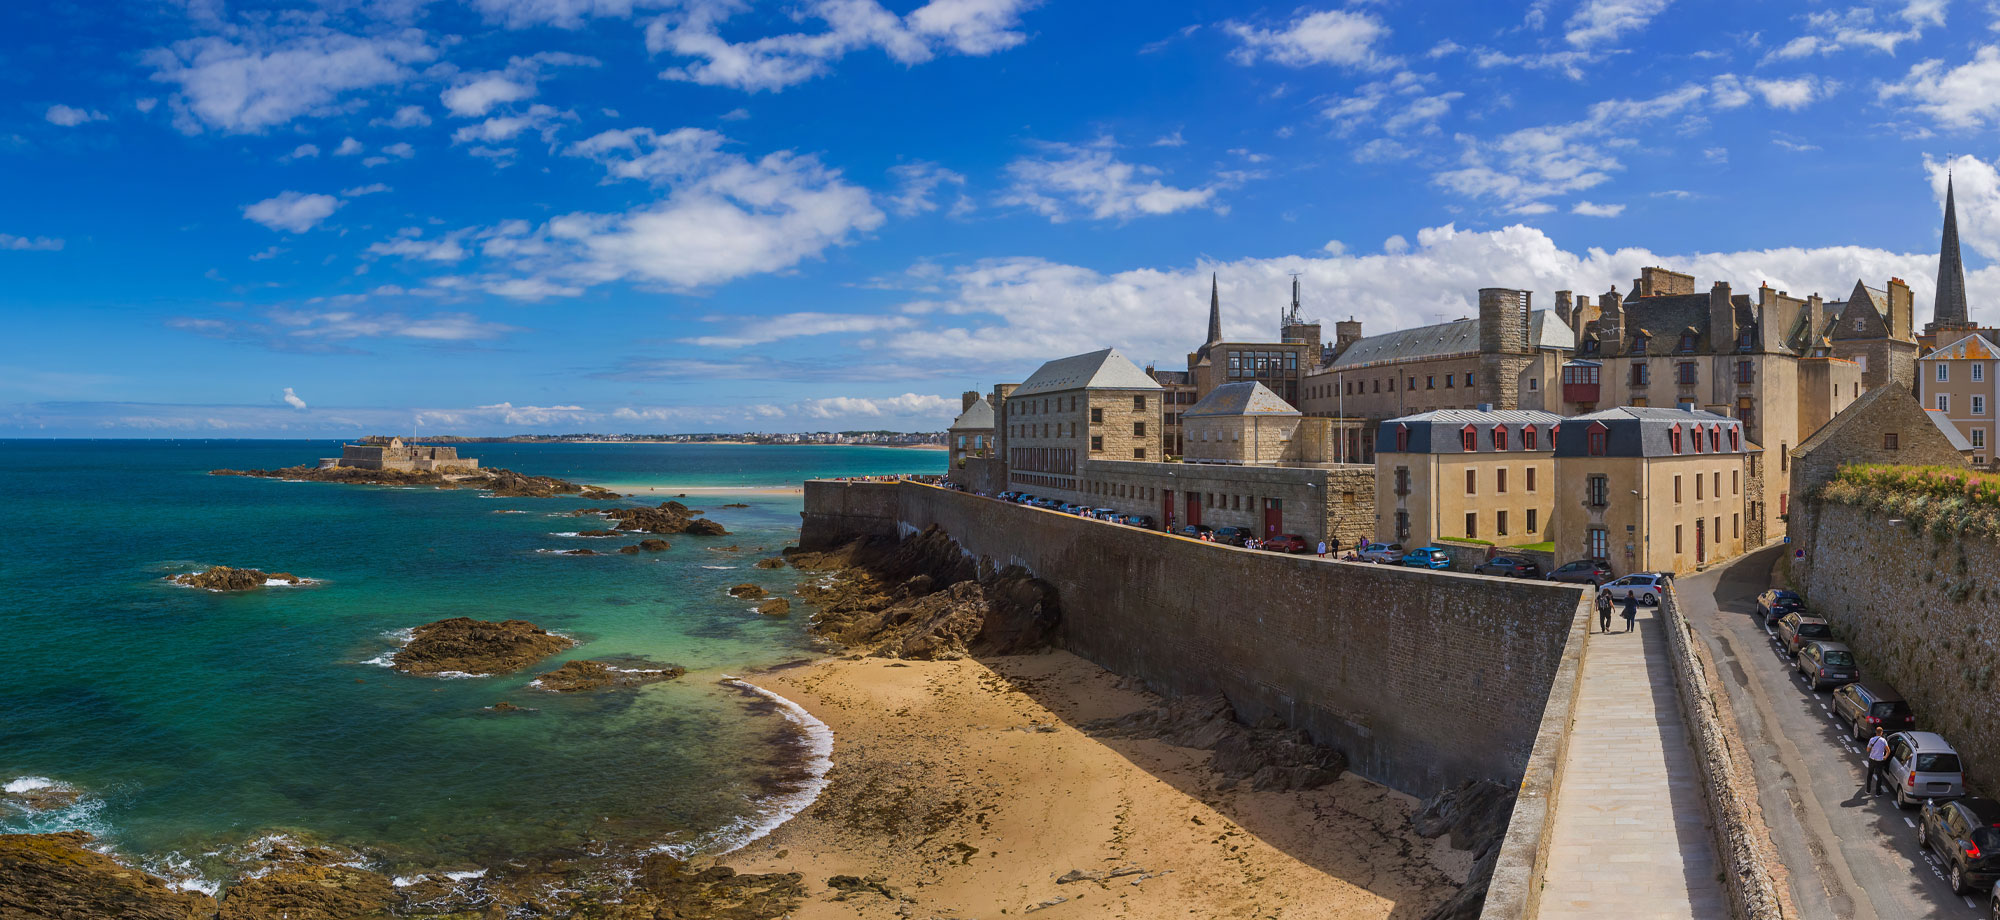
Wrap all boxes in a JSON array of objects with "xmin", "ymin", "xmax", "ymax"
[{"xmin": 1676, "ymin": 546, "xmax": 1989, "ymax": 919}]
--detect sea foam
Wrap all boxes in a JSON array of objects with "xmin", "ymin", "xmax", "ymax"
[{"xmin": 653, "ymin": 679, "xmax": 834, "ymax": 858}]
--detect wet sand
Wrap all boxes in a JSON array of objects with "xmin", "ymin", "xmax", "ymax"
[{"xmin": 730, "ymin": 652, "xmax": 1468, "ymax": 919}]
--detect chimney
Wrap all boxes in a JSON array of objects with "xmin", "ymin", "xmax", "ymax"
[
  {"xmin": 1334, "ymin": 317, "xmax": 1363, "ymax": 357},
  {"xmin": 1677, "ymin": 402, "xmax": 1697, "ymax": 412},
  {"xmin": 1709, "ymin": 282, "xmax": 1735, "ymax": 350},
  {"xmin": 962, "ymin": 390, "xmax": 980, "ymax": 412},
  {"xmin": 1599, "ymin": 287, "xmax": 1624, "ymax": 347},
  {"xmin": 1887, "ymin": 277, "xmax": 1914, "ymax": 341}
]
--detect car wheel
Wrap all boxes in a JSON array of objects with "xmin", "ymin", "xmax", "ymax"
[
  {"xmin": 1643, "ymin": 592, "xmax": 1658, "ymax": 606},
  {"xmin": 1919, "ymin": 818, "xmax": 1930, "ymax": 849},
  {"xmin": 1896, "ymin": 786, "xmax": 1913, "ymax": 810},
  {"xmin": 1953, "ymin": 863, "xmax": 1968, "ymax": 895}
]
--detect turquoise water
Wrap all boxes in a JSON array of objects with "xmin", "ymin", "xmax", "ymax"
[{"xmin": 0, "ymin": 441, "xmax": 940, "ymax": 889}]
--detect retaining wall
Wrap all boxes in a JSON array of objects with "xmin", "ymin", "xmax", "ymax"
[{"xmin": 802, "ymin": 480, "xmax": 1590, "ymax": 798}]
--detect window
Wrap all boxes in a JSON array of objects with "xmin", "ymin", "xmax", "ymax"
[
  {"xmin": 1523, "ymin": 426, "xmax": 1538, "ymax": 450},
  {"xmin": 1465, "ymin": 512, "xmax": 1478, "ymax": 539},
  {"xmin": 1374, "ymin": 380, "xmax": 1381, "ymax": 393},
  {"xmin": 1975, "ymin": 396, "xmax": 1988, "ymax": 416},
  {"xmin": 1677, "ymin": 362, "xmax": 1698, "ymax": 385},
  {"xmin": 1732, "ymin": 470, "xmax": 1739, "ymax": 494},
  {"xmin": 1497, "ymin": 510, "xmax": 1509, "ymax": 536},
  {"xmin": 1588, "ymin": 475, "xmax": 1609, "ymax": 507},
  {"xmin": 1461, "ymin": 426, "xmax": 1478, "ymax": 452},
  {"xmin": 1669, "ymin": 425, "xmax": 1683, "ymax": 454},
  {"xmin": 1529, "ymin": 378, "xmax": 1539, "ymax": 391},
  {"xmin": 1631, "ymin": 333, "xmax": 1650, "ymax": 354},
  {"xmin": 1738, "ymin": 329, "xmax": 1754, "ymax": 350},
  {"xmin": 1465, "ymin": 373, "xmax": 1474, "ymax": 387},
  {"xmin": 1395, "ymin": 424, "xmax": 1411, "ymax": 452},
  {"xmin": 1408, "ymin": 377, "xmax": 1417, "ymax": 390},
  {"xmin": 1527, "ymin": 509, "xmax": 1538, "ymax": 532},
  {"xmin": 1631, "ymin": 363, "xmax": 1650, "ymax": 386},
  {"xmin": 1465, "ymin": 469, "xmax": 1477, "ymax": 495},
  {"xmin": 1679, "ymin": 332, "xmax": 1698, "ymax": 353},
  {"xmin": 1133, "ymin": 448, "xmax": 1146, "ymax": 460},
  {"xmin": 1134, "ymin": 422, "xmax": 1146, "ymax": 436},
  {"xmin": 1781, "ymin": 443, "xmax": 1788, "ymax": 472},
  {"xmin": 1938, "ymin": 394, "xmax": 1951, "ymax": 413},
  {"xmin": 1133, "ymin": 395, "xmax": 1147, "ymax": 411},
  {"xmin": 1395, "ymin": 510, "xmax": 1411, "ymax": 541},
  {"xmin": 1736, "ymin": 360, "xmax": 1754, "ymax": 384},
  {"xmin": 1938, "ymin": 364, "xmax": 1950, "ymax": 383},
  {"xmin": 1974, "ymin": 429, "xmax": 1988, "ymax": 450},
  {"xmin": 1588, "ymin": 425, "xmax": 1608, "ymax": 456},
  {"xmin": 1675, "ymin": 524, "xmax": 1684, "ymax": 554},
  {"xmin": 1091, "ymin": 408, "xmax": 1103, "ymax": 423},
  {"xmin": 1493, "ymin": 426, "xmax": 1509, "ymax": 451},
  {"xmin": 1588, "ymin": 527, "xmax": 1609, "ymax": 559},
  {"xmin": 1428, "ymin": 376, "xmax": 1436, "ymax": 389},
  {"xmin": 1729, "ymin": 426, "xmax": 1741, "ymax": 452},
  {"xmin": 1733, "ymin": 513, "xmax": 1740, "ymax": 538},
  {"xmin": 1527, "ymin": 467, "xmax": 1537, "ymax": 492},
  {"xmin": 1696, "ymin": 474, "xmax": 1703, "ymax": 500},
  {"xmin": 1395, "ymin": 466, "xmax": 1411, "ymax": 496},
  {"xmin": 1497, "ymin": 468, "xmax": 1509, "ymax": 493},
  {"xmin": 1710, "ymin": 427, "xmax": 1721, "ymax": 453},
  {"xmin": 1715, "ymin": 517, "xmax": 1723, "ymax": 543},
  {"xmin": 1976, "ymin": 364, "xmax": 1987, "ymax": 382},
  {"xmin": 1675, "ymin": 475, "xmax": 1683, "ymax": 503},
  {"xmin": 1444, "ymin": 374, "xmax": 1454, "ymax": 389},
  {"xmin": 1091, "ymin": 436, "xmax": 1103, "ymax": 451}
]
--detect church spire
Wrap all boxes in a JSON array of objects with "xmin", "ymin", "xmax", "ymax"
[
  {"xmin": 1934, "ymin": 172, "xmax": 1970, "ymax": 330},
  {"xmin": 1207, "ymin": 272, "xmax": 1223, "ymax": 345}
]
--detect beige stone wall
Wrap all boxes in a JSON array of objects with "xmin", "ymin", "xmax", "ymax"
[
  {"xmin": 1375, "ymin": 451, "xmax": 1555, "ymax": 548},
  {"xmin": 1550, "ymin": 454, "xmax": 1749, "ymax": 576},
  {"xmin": 998, "ymin": 387, "xmax": 1161, "ymax": 502},
  {"xmin": 1919, "ymin": 346, "xmax": 1999, "ymax": 466},
  {"xmin": 1300, "ymin": 354, "xmax": 1487, "ymax": 420},
  {"xmin": 1079, "ymin": 459, "xmax": 1375, "ymax": 547},
  {"xmin": 1183, "ymin": 414, "xmax": 1300, "ymax": 464}
]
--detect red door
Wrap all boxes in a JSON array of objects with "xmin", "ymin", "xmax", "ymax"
[
  {"xmin": 1264, "ymin": 498, "xmax": 1282, "ymax": 538},
  {"xmin": 1186, "ymin": 493, "xmax": 1201, "ymax": 528},
  {"xmin": 1162, "ymin": 490, "xmax": 1175, "ymax": 528}
]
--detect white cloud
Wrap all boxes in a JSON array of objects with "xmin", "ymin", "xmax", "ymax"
[
  {"xmin": 1470, "ymin": 47, "xmax": 1603, "ymax": 80},
  {"xmin": 1565, "ymin": 0, "xmax": 1673, "ymax": 48},
  {"xmin": 1766, "ymin": 0, "xmax": 1946, "ymax": 61},
  {"xmin": 45, "ymin": 104, "xmax": 107, "ymax": 126},
  {"xmin": 684, "ymin": 312, "xmax": 917, "ymax": 348},
  {"xmin": 1435, "ymin": 83, "xmax": 1706, "ymax": 211},
  {"xmin": 243, "ymin": 191, "xmax": 342, "ymax": 233},
  {"xmin": 1153, "ymin": 130, "xmax": 1186, "ymax": 147},
  {"xmin": 366, "ymin": 229, "xmax": 469, "ymax": 261},
  {"xmin": 794, "ymin": 393, "xmax": 954, "ymax": 419},
  {"xmin": 1000, "ymin": 140, "xmax": 1225, "ymax": 222},
  {"xmin": 135, "ymin": 97, "xmax": 159, "ymax": 113},
  {"xmin": 334, "ymin": 137, "xmax": 364, "ymax": 155},
  {"xmin": 1571, "ymin": 200, "xmax": 1625, "ymax": 217},
  {"xmin": 1352, "ymin": 138, "xmax": 1418, "ymax": 163},
  {"xmin": 0, "ymin": 234, "xmax": 64, "ymax": 251},
  {"xmin": 1747, "ymin": 75, "xmax": 1831, "ymax": 109},
  {"xmin": 888, "ymin": 161, "xmax": 970, "ymax": 217},
  {"xmin": 282, "ymin": 387, "xmax": 308, "ymax": 409},
  {"xmin": 381, "ymin": 141, "xmax": 415, "ymax": 158},
  {"xmin": 342, "ymin": 182, "xmax": 391, "ymax": 196},
  {"xmin": 450, "ymin": 105, "xmax": 567, "ymax": 144},
  {"xmin": 287, "ymin": 143, "xmax": 321, "ymax": 159},
  {"xmin": 146, "ymin": 26, "xmax": 436, "ymax": 133},
  {"xmin": 375, "ymin": 104, "xmax": 431, "ymax": 127},
  {"xmin": 1226, "ymin": 9, "xmax": 1397, "ymax": 70},
  {"xmin": 1709, "ymin": 75, "xmax": 1752, "ymax": 109},
  {"xmin": 171, "ymin": 308, "xmax": 517, "ymax": 349},
  {"xmin": 647, "ymin": 0, "xmax": 1034, "ymax": 92},
  {"xmin": 1382, "ymin": 92, "xmax": 1462, "ymax": 135},
  {"xmin": 441, "ymin": 75, "xmax": 535, "ymax": 118},
  {"xmin": 1882, "ymin": 46, "xmax": 2000, "ymax": 128},
  {"xmin": 466, "ymin": 0, "xmax": 667, "ymax": 29}
]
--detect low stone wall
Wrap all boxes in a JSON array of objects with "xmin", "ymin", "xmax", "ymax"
[
  {"xmin": 802, "ymin": 480, "xmax": 1590, "ymax": 800},
  {"xmin": 1476, "ymin": 588, "xmax": 1591, "ymax": 920},
  {"xmin": 1661, "ymin": 583, "xmax": 1793, "ymax": 920}
]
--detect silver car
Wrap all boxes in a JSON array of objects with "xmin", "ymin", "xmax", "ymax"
[
  {"xmin": 1599, "ymin": 573, "xmax": 1666, "ymax": 606},
  {"xmin": 1888, "ymin": 731, "xmax": 1965, "ymax": 809},
  {"xmin": 1795, "ymin": 639, "xmax": 1857, "ymax": 691},
  {"xmin": 1357, "ymin": 542, "xmax": 1405, "ymax": 564}
]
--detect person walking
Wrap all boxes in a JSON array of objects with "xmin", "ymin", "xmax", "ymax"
[
  {"xmin": 1317, "ymin": 540, "xmax": 1328, "ymax": 559},
  {"xmin": 1865, "ymin": 727, "xmax": 1892, "ymax": 795},
  {"xmin": 1621, "ymin": 592, "xmax": 1638, "ymax": 633},
  {"xmin": 1597, "ymin": 587, "xmax": 1614, "ymax": 633}
]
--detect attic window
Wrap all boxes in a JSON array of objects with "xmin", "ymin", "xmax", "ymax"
[
  {"xmin": 1709, "ymin": 426, "xmax": 1721, "ymax": 453},
  {"xmin": 1669, "ymin": 424, "xmax": 1683, "ymax": 454},
  {"xmin": 1395, "ymin": 424, "xmax": 1411, "ymax": 452},
  {"xmin": 1523, "ymin": 425, "xmax": 1539, "ymax": 450},
  {"xmin": 1631, "ymin": 333, "xmax": 1650, "ymax": 354},
  {"xmin": 1461, "ymin": 425, "xmax": 1478, "ymax": 452},
  {"xmin": 1493, "ymin": 425, "xmax": 1509, "ymax": 451},
  {"xmin": 1679, "ymin": 333, "xmax": 1697, "ymax": 353},
  {"xmin": 1738, "ymin": 329, "xmax": 1754, "ymax": 350},
  {"xmin": 1587, "ymin": 423, "xmax": 1608, "ymax": 456}
]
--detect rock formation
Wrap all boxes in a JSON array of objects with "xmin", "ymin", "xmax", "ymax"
[
  {"xmin": 572, "ymin": 501, "xmax": 729, "ymax": 536},
  {"xmin": 786, "ymin": 526, "xmax": 1060, "ymax": 660},
  {"xmin": 1084, "ymin": 693, "xmax": 1347, "ymax": 792},
  {"xmin": 0, "ymin": 832, "xmax": 215, "ymax": 920},
  {"xmin": 637, "ymin": 539, "xmax": 671, "ymax": 551},
  {"xmin": 754, "ymin": 557, "xmax": 786, "ymax": 570},
  {"xmin": 1411, "ymin": 780, "xmax": 1516, "ymax": 920},
  {"xmin": 576, "ymin": 529, "xmax": 621, "ymax": 537},
  {"xmin": 756, "ymin": 598, "xmax": 791, "ymax": 616},
  {"xmin": 211, "ymin": 465, "xmax": 611, "ymax": 499},
  {"xmin": 1, "ymin": 780, "xmax": 79, "ymax": 813},
  {"xmin": 728, "ymin": 584, "xmax": 767, "ymax": 599},
  {"xmin": 531, "ymin": 659, "xmax": 685, "ymax": 693},
  {"xmin": 559, "ymin": 549, "xmax": 600, "ymax": 556},
  {"xmin": 391, "ymin": 618, "xmax": 573, "ymax": 676},
  {"xmin": 169, "ymin": 567, "xmax": 310, "ymax": 591},
  {"xmin": 217, "ymin": 864, "xmax": 396, "ymax": 920}
]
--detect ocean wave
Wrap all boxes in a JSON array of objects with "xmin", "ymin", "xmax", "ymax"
[
  {"xmin": 548, "ymin": 531, "xmax": 620, "ymax": 538},
  {"xmin": 362, "ymin": 627, "xmax": 415, "ymax": 667},
  {"xmin": 4, "ymin": 777, "xmax": 55, "ymax": 795},
  {"xmin": 653, "ymin": 678, "xmax": 833, "ymax": 859},
  {"xmin": 700, "ymin": 565, "xmax": 736, "ymax": 570},
  {"xmin": 0, "ymin": 776, "xmax": 111, "ymax": 840}
]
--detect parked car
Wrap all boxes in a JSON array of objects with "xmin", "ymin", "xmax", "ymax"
[
  {"xmin": 1124, "ymin": 514, "xmax": 1155, "ymax": 528},
  {"xmin": 997, "ymin": 491, "xmax": 1018, "ymax": 502},
  {"xmin": 1402, "ymin": 546, "xmax": 1452, "ymax": 569},
  {"xmin": 1179, "ymin": 524, "xmax": 1214, "ymax": 540},
  {"xmin": 1773, "ymin": 612, "xmax": 1835, "ymax": 658},
  {"xmin": 1263, "ymin": 534, "xmax": 1309, "ymax": 554},
  {"xmin": 1213, "ymin": 526, "xmax": 1254, "ymax": 547},
  {"xmin": 1755, "ymin": 588, "xmax": 1808, "ymax": 622},
  {"xmin": 1795, "ymin": 639, "xmax": 1858, "ymax": 691},
  {"xmin": 1090, "ymin": 508, "xmax": 1117, "ymax": 520},
  {"xmin": 1919, "ymin": 795, "xmax": 2000, "ymax": 894},
  {"xmin": 1599, "ymin": 573, "xmax": 1667, "ymax": 606},
  {"xmin": 1356, "ymin": 542, "xmax": 1405, "ymax": 564},
  {"xmin": 1545, "ymin": 559, "xmax": 1614, "ymax": 586},
  {"xmin": 1831, "ymin": 680, "xmax": 1918, "ymax": 742},
  {"xmin": 1475, "ymin": 556, "xmax": 1542, "ymax": 578},
  {"xmin": 1887, "ymin": 731, "xmax": 1966, "ymax": 809},
  {"xmin": 1035, "ymin": 498, "xmax": 1061, "ymax": 509}
]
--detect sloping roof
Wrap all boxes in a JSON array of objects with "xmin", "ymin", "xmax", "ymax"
[
  {"xmin": 1926, "ymin": 410, "xmax": 1977, "ymax": 452},
  {"xmin": 949, "ymin": 397, "xmax": 994, "ymax": 431},
  {"xmin": 1150, "ymin": 368, "xmax": 1193, "ymax": 386},
  {"xmin": 1555, "ymin": 406, "xmax": 1746, "ymax": 458},
  {"xmin": 1184, "ymin": 381, "xmax": 1300, "ymax": 418},
  {"xmin": 1375, "ymin": 408, "xmax": 1564, "ymax": 454},
  {"xmin": 1922, "ymin": 332, "xmax": 2000, "ymax": 360},
  {"xmin": 1796, "ymin": 382, "xmax": 1904, "ymax": 457},
  {"xmin": 1012, "ymin": 348, "xmax": 1163, "ymax": 397},
  {"xmin": 1330, "ymin": 309, "xmax": 1572, "ymax": 371}
]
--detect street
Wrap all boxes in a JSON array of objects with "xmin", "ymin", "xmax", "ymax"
[{"xmin": 1676, "ymin": 546, "xmax": 1988, "ymax": 919}]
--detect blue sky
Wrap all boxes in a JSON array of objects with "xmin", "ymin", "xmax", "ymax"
[{"xmin": 6, "ymin": 0, "xmax": 2000, "ymax": 436}]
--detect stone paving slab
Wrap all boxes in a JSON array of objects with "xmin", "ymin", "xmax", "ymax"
[{"xmin": 1536, "ymin": 606, "xmax": 1728, "ymax": 920}]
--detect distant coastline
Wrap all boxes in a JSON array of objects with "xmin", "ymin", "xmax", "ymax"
[{"xmin": 403, "ymin": 433, "xmax": 947, "ymax": 447}]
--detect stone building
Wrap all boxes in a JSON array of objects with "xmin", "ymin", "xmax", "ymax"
[
  {"xmin": 1825, "ymin": 278, "xmax": 1919, "ymax": 390},
  {"xmin": 1371, "ymin": 409, "xmax": 1564, "ymax": 549},
  {"xmin": 1298, "ymin": 289, "xmax": 1574, "ymax": 463},
  {"xmin": 1146, "ymin": 367, "xmax": 1197, "ymax": 459},
  {"xmin": 1549, "ymin": 406, "xmax": 1752, "ymax": 577},
  {"xmin": 1183, "ymin": 381, "xmax": 1325, "ymax": 466},
  {"xmin": 946, "ymin": 391, "xmax": 995, "ymax": 480},
  {"xmin": 327, "ymin": 438, "xmax": 478, "ymax": 471},
  {"xmin": 992, "ymin": 347, "xmax": 1163, "ymax": 502},
  {"xmin": 1915, "ymin": 334, "xmax": 1996, "ymax": 467},
  {"xmin": 1186, "ymin": 274, "xmax": 1316, "ymax": 407},
  {"xmin": 1079, "ymin": 460, "xmax": 1375, "ymax": 548}
]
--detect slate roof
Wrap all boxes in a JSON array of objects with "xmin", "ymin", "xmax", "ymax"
[
  {"xmin": 1922, "ymin": 332, "xmax": 2000, "ymax": 360},
  {"xmin": 1553, "ymin": 406, "xmax": 1747, "ymax": 458},
  {"xmin": 1795, "ymin": 383, "xmax": 1903, "ymax": 458},
  {"xmin": 1184, "ymin": 382, "xmax": 1300, "ymax": 419},
  {"xmin": 1927, "ymin": 411, "xmax": 1977, "ymax": 452},
  {"xmin": 1375, "ymin": 408, "xmax": 1564, "ymax": 454},
  {"xmin": 1012, "ymin": 348, "xmax": 1163, "ymax": 397},
  {"xmin": 948, "ymin": 397, "xmax": 994, "ymax": 431},
  {"xmin": 1330, "ymin": 310, "xmax": 1573, "ymax": 371}
]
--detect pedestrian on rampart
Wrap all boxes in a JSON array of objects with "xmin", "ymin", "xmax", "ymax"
[
  {"xmin": 1621, "ymin": 593, "xmax": 1638, "ymax": 633},
  {"xmin": 1597, "ymin": 588, "xmax": 1613, "ymax": 633}
]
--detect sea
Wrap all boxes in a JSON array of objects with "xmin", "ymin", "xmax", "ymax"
[{"xmin": 0, "ymin": 440, "xmax": 941, "ymax": 893}]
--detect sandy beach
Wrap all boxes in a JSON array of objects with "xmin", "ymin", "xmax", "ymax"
[{"xmin": 730, "ymin": 651, "xmax": 1468, "ymax": 919}]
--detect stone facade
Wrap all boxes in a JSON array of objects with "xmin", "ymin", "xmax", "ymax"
[
  {"xmin": 1372, "ymin": 409, "xmax": 1563, "ymax": 549},
  {"xmin": 800, "ymin": 479, "xmax": 1588, "ymax": 797},
  {"xmin": 1079, "ymin": 459, "xmax": 1375, "ymax": 547},
  {"xmin": 945, "ymin": 391, "xmax": 995, "ymax": 482},
  {"xmin": 331, "ymin": 438, "xmax": 478, "ymax": 471},
  {"xmin": 991, "ymin": 349, "xmax": 1163, "ymax": 503},
  {"xmin": 1917, "ymin": 333, "xmax": 1999, "ymax": 468},
  {"xmin": 1549, "ymin": 407, "xmax": 1753, "ymax": 577}
]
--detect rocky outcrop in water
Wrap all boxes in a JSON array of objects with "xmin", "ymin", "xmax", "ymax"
[
  {"xmin": 169, "ymin": 567, "xmax": 310, "ymax": 591},
  {"xmin": 572, "ymin": 500, "xmax": 729, "ymax": 537},
  {"xmin": 532, "ymin": 659, "xmax": 686, "ymax": 693},
  {"xmin": 392, "ymin": 618, "xmax": 573, "ymax": 676},
  {"xmin": 219, "ymin": 864, "xmax": 396, "ymax": 920},
  {"xmin": 0, "ymin": 780, "xmax": 80, "ymax": 813},
  {"xmin": 559, "ymin": 549, "xmax": 600, "ymax": 556},
  {"xmin": 1411, "ymin": 780, "xmax": 1516, "ymax": 920},
  {"xmin": 786, "ymin": 527, "xmax": 1060, "ymax": 660},
  {"xmin": 754, "ymin": 557, "xmax": 785, "ymax": 569},
  {"xmin": 211, "ymin": 465, "xmax": 609, "ymax": 499},
  {"xmin": 728, "ymin": 584, "xmax": 767, "ymax": 599},
  {"xmin": 0, "ymin": 831, "xmax": 216, "ymax": 920},
  {"xmin": 757, "ymin": 598, "xmax": 791, "ymax": 616},
  {"xmin": 1084, "ymin": 693, "xmax": 1347, "ymax": 792}
]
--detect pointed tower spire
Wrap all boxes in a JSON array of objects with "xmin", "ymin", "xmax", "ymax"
[
  {"xmin": 1935, "ymin": 172, "xmax": 1970, "ymax": 330},
  {"xmin": 1207, "ymin": 272, "xmax": 1223, "ymax": 346}
]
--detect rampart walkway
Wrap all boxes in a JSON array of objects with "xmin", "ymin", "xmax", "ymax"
[{"xmin": 1536, "ymin": 605, "xmax": 1727, "ymax": 919}]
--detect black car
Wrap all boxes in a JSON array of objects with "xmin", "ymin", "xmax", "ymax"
[
  {"xmin": 1831, "ymin": 680, "xmax": 1917, "ymax": 742},
  {"xmin": 1920, "ymin": 796, "xmax": 2000, "ymax": 894},
  {"xmin": 1179, "ymin": 524, "xmax": 1214, "ymax": 539},
  {"xmin": 1545, "ymin": 559, "xmax": 1613, "ymax": 586},
  {"xmin": 1475, "ymin": 556, "xmax": 1542, "ymax": 578},
  {"xmin": 1213, "ymin": 526, "xmax": 1254, "ymax": 547},
  {"xmin": 1756, "ymin": 588, "xmax": 1808, "ymax": 621}
]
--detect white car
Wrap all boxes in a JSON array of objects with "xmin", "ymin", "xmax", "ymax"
[{"xmin": 1599, "ymin": 573, "xmax": 1666, "ymax": 606}]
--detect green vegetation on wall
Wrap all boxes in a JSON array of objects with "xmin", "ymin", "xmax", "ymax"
[{"xmin": 1818, "ymin": 464, "xmax": 2000, "ymax": 540}]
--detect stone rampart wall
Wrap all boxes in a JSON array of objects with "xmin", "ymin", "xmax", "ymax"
[
  {"xmin": 802, "ymin": 480, "xmax": 1588, "ymax": 798},
  {"xmin": 1799, "ymin": 502, "xmax": 2000, "ymax": 792}
]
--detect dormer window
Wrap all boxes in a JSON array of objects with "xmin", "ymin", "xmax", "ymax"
[
  {"xmin": 1461, "ymin": 425, "xmax": 1478, "ymax": 452},
  {"xmin": 1669, "ymin": 424, "xmax": 1683, "ymax": 454},
  {"xmin": 1582, "ymin": 338, "xmax": 1600, "ymax": 355},
  {"xmin": 1631, "ymin": 333, "xmax": 1650, "ymax": 354},
  {"xmin": 1587, "ymin": 423, "xmax": 1608, "ymax": 456},
  {"xmin": 1395, "ymin": 424, "xmax": 1411, "ymax": 452},
  {"xmin": 1709, "ymin": 426, "xmax": 1722, "ymax": 453},
  {"xmin": 1523, "ymin": 425, "xmax": 1539, "ymax": 450},
  {"xmin": 1679, "ymin": 332, "xmax": 1698, "ymax": 353},
  {"xmin": 1492, "ymin": 425, "xmax": 1509, "ymax": 451},
  {"xmin": 1738, "ymin": 329, "xmax": 1754, "ymax": 350},
  {"xmin": 1729, "ymin": 426, "xmax": 1740, "ymax": 452}
]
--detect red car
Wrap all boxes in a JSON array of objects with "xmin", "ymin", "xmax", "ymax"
[{"xmin": 1263, "ymin": 534, "xmax": 1310, "ymax": 554}]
